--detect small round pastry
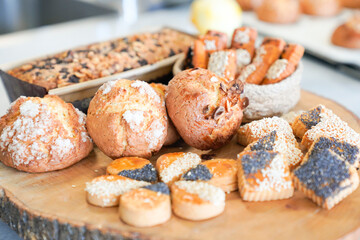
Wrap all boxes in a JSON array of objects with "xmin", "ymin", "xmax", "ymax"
[
  {"xmin": 106, "ymin": 157, "xmax": 157, "ymax": 183},
  {"xmin": 150, "ymin": 83, "xmax": 180, "ymax": 146},
  {"xmin": 85, "ymin": 175, "xmax": 150, "ymax": 207},
  {"xmin": 166, "ymin": 68, "xmax": 247, "ymax": 150},
  {"xmin": 0, "ymin": 95, "xmax": 93, "ymax": 173},
  {"xmin": 156, "ymin": 152, "xmax": 202, "ymax": 185},
  {"xmin": 236, "ymin": 0, "xmax": 254, "ymax": 11},
  {"xmin": 342, "ymin": 0, "xmax": 360, "ymax": 8},
  {"xmin": 86, "ymin": 79, "xmax": 168, "ymax": 159},
  {"xmin": 301, "ymin": 0, "xmax": 342, "ymax": 17},
  {"xmin": 332, "ymin": 14, "xmax": 360, "ymax": 49},
  {"xmin": 181, "ymin": 159, "xmax": 238, "ymax": 192},
  {"xmin": 256, "ymin": 0, "xmax": 301, "ymax": 24},
  {"xmin": 119, "ymin": 182, "xmax": 171, "ymax": 227},
  {"xmin": 171, "ymin": 181, "xmax": 225, "ymax": 221}
]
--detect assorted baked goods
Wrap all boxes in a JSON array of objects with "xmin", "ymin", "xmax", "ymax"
[
  {"xmin": 179, "ymin": 27, "xmax": 304, "ymax": 121},
  {"xmin": 256, "ymin": 0, "xmax": 301, "ymax": 24},
  {"xmin": 0, "ymin": 95, "xmax": 93, "ymax": 172},
  {"xmin": 171, "ymin": 181, "xmax": 225, "ymax": 220},
  {"xmin": 166, "ymin": 68, "xmax": 247, "ymax": 150},
  {"xmin": 342, "ymin": 0, "xmax": 360, "ymax": 8},
  {"xmin": 86, "ymin": 79, "xmax": 167, "ymax": 159},
  {"xmin": 332, "ymin": 13, "xmax": 360, "ymax": 49},
  {"xmin": 7, "ymin": 28, "xmax": 194, "ymax": 90},
  {"xmin": 301, "ymin": 0, "xmax": 342, "ymax": 17},
  {"xmin": 119, "ymin": 182, "xmax": 171, "ymax": 227}
]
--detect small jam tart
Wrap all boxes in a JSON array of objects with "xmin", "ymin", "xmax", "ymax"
[
  {"xmin": 181, "ymin": 159, "xmax": 238, "ymax": 192},
  {"xmin": 85, "ymin": 175, "xmax": 150, "ymax": 207},
  {"xmin": 244, "ymin": 130, "xmax": 303, "ymax": 170},
  {"xmin": 106, "ymin": 157, "xmax": 157, "ymax": 183},
  {"xmin": 306, "ymin": 137, "xmax": 360, "ymax": 168},
  {"xmin": 208, "ymin": 49, "xmax": 237, "ymax": 81},
  {"xmin": 293, "ymin": 149, "xmax": 359, "ymax": 210},
  {"xmin": 119, "ymin": 182, "xmax": 171, "ymax": 227},
  {"xmin": 171, "ymin": 181, "xmax": 225, "ymax": 221},
  {"xmin": 293, "ymin": 105, "xmax": 360, "ymax": 149},
  {"xmin": 156, "ymin": 152, "xmax": 201, "ymax": 186},
  {"xmin": 238, "ymin": 150, "xmax": 294, "ymax": 201}
]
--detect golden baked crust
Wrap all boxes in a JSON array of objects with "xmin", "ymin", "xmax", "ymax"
[
  {"xmin": 301, "ymin": 0, "xmax": 342, "ymax": 17},
  {"xmin": 342, "ymin": 0, "xmax": 360, "ymax": 8},
  {"xmin": 166, "ymin": 68, "xmax": 247, "ymax": 150},
  {"xmin": 332, "ymin": 14, "xmax": 360, "ymax": 49},
  {"xmin": 256, "ymin": 0, "xmax": 300, "ymax": 24},
  {"xmin": 86, "ymin": 79, "xmax": 167, "ymax": 159},
  {"xmin": 7, "ymin": 29, "xmax": 194, "ymax": 90},
  {"xmin": 0, "ymin": 95, "xmax": 93, "ymax": 172},
  {"xmin": 150, "ymin": 83, "xmax": 180, "ymax": 146}
]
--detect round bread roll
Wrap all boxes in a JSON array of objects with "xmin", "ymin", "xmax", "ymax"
[
  {"xmin": 301, "ymin": 0, "xmax": 342, "ymax": 17},
  {"xmin": 0, "ymin": 95, "xmax": 93, "ymax": 173},
  {"xmin": 150, "ymin": 83, "xmax": 180, "ymax": 146},
  {"xmin": 332, "ymin": 14, "xmax": 360, "ymax": 49},
  {"xmin": 256, "ymin": 0, "xmax": 301, "ymax": 24},
  {"xmin": 86, "ymin": 79, "xmax": 168, "ymax": 159},
  {"xmin": 166, "ymin": 68, "xmax": 247, "ymax": 150},
  {"xmin": 342, "ymin": 0, "xmax": 360, "ymax": 8}
]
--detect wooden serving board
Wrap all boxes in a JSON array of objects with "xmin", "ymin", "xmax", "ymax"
[{"xmin": 1, "ymin": 90, "xmax": 360, "ymax": 240}]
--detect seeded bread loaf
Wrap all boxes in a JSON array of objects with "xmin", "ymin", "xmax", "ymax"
[{"xmin": 7, "ymin": 28, "xmax": 194, "ymax": 90}]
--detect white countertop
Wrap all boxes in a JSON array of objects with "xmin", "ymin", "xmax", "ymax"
[{"xmin": 0, "ymin": 4, "xmax": 360, "ymax": 119}]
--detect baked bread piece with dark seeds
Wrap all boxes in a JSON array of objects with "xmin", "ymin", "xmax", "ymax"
[
  {"xmin": 306, "ymin": 137, "xmax": 360, "ymax": 168},
  {"xmin": 107, "ymin": 157, "xmax": 158, "ymax": 183},
  {"xmin": 293, "ymin": 148, "xmax": 359, "ymax": 210},
  {"xmin": 8, "ymin": 28, "xmax": 194, "ymax": 90},
  {"xmin": 292, "ymin": 105, "xmax": 324, "ymax": 139},
  {"xmin": 237, "ymin": 150, "xmax": 294, "ymax": 201}
]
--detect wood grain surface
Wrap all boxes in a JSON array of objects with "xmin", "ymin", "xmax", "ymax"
[{"xmin": 0, "ymin": 90, "xmax": 360, "ymax": 240}]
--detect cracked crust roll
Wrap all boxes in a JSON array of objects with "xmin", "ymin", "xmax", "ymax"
[
  {"xmin": 119, "ymin": 182, "xmax": 171, "ymax": 227},
  {"xmin": 182, "ymin": 159, "xmax": 238, "ymax": 192},
  {"xmin": 171, "ymin": 181, "xmax": 225, "ymax": 221},
  {"xmin": 256, "ymin": 0, "xmax": 301, "ymax": 24},
  {"xmin": 300, "ymin": 0, "xmax": 342, "ymax": 17},
  {"xmin": 293, "ymin": 148, "xmax": 359, "ymax": 210},
  {"xmin": 156, "ymin": 152, "xmax": 201, "ymax": 186},
  {"xmin": 331, "ymin": 14, "xmax": 360, "ymax": 49},
  {"xmin": 85, "ymin": 175, "xmax": 150, "ymax": 207},
  {"xmin": 0, "ymin": 95, "xmax": 93, "ymax": 173},
  {"xmin": 86, "ymin": 79, "xmax": 167, "ymax": 159},
  {"xmin": 238, "ymin": 150, "xmax": 294, "ymax": 201},
  {"xmin": 106, "ymin": 157, "xmax": 158, "ymax": 183},
  {"xmin": 166, "ymin": 68, "xmax": 248, "ymax": 150},
  {"xmin": 150, "ymin": 83, "xmax": 181, "ymax": 146}
]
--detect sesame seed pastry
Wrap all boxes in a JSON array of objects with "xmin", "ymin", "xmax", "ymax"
[
  {"xmin": 119, "ymin": 182, "xmax": 171, "ymax": 227},
  {"xmin": 171, "ymin": 181, "xmax": 225, "ymax": 221},
  {"xmin": 208, "ymin": 49, "xmax": 237, "ymax": 81},
  {"xmin": 0, "ymin": 95, "xmax": 93, "ymax": 172},
  {"xmin": 85, "ymin": 175, "xmax": 150, "ymax": 207},
  {"xmin": 238, "ymin": 150, "xmax": 294, "ymax": 201},
  {"xmin": 86, "ymin": 79, "xmax": 168, "ymax": 159}
]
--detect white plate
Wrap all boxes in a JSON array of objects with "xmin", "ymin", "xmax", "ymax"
[{"xmin": 242, "ymin": 9, "xmax": 360, "ymax": 67}]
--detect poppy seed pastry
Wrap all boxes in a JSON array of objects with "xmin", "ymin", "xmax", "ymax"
[
  {"xmin": 166, "ymin": 68, "xmax": 248, "ymax": 150},
  {"xmin": 293, "ymin": 149, "xmax": 359, "ymax": 209},
  {"xmin": 86, "ymin": 79, "xmax": 168, "ymax": 159},
  {"xmin": 0, "ymin": 95, "xmax": 93, "ymax": 173},
  {"xmin": 106, "ymin": 157, "xmax": 158, "ymax": 183},
  {"xmin": 119, "ymin": 182, "xmax": 171, "ymax": 227}
]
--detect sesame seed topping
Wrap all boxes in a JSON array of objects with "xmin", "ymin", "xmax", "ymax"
[
  {"xmin": 234, "ymin": 28, "xmax": 250, "ymax": 44},
  {"xmin": 208, "ymin": 51, "xmax": 229, "ymax": 78},
  {"xmin": 174, "ymin": 181, "xmax": 225, "ymax": 206},
  {"xmin": 204, "ymin": 40, "xmax": 216, "ymax": 51},
  {"xmin": 238, "ymin": 64, "xmax": 256, "ymax": 82},
  {"xmin": 266, "ymin": 59, "xmax": 288, "ymax": 80}
]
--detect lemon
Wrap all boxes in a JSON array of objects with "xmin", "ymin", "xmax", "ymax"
[{"xmin": 191, "ymin": 0, "xmax": 243, "ymax": 37}]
